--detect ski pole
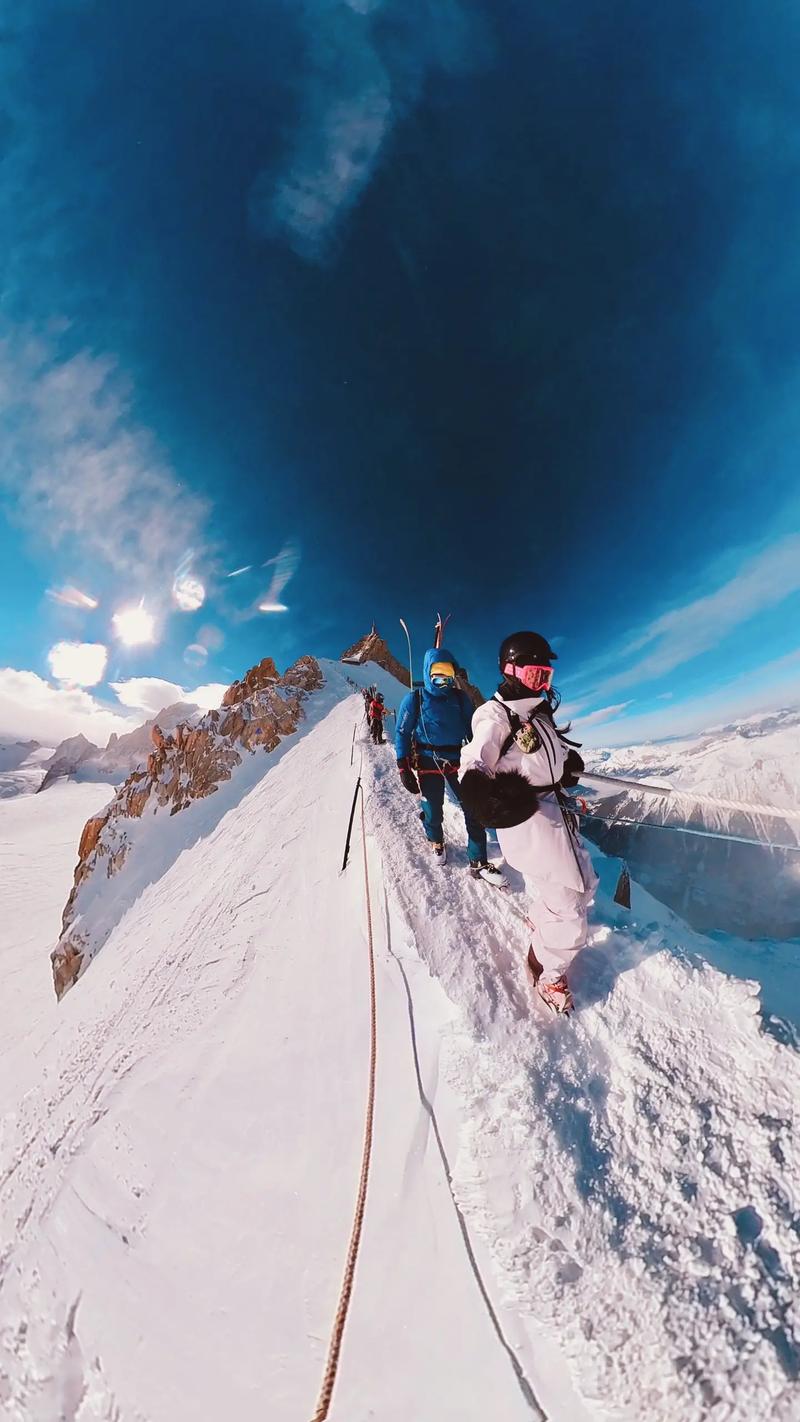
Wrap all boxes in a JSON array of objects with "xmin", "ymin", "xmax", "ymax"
[
  {"xmin": 350, "ymin": 722, "xmax": 357, "ymax": 766},
  {"xmin": 341, "ymin": 777, "xmax": 362, "ymax": 873}
]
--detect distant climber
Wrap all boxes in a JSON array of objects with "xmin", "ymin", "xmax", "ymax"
[
  {"xmin": 395, "ymin": 647, "xmax": 507, "ymax": 887},
  {"xmin": 458, "ymin": 631, "xmax": 597, "ymax": 1014},
  {"xmin": 368, "ymin": 692, "xmax": 390, "ymax": 744}
]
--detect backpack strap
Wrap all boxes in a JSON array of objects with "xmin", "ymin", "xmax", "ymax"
[{"xmin": 494, "ymin": 696, "xmax": 523, "ymax": 760}]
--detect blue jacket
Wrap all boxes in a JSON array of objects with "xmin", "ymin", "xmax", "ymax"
[{"xmin": 395, "ymin": 647, "xmax": 475, "ymax": 766}]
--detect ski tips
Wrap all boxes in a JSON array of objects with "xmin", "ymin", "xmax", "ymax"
[{"xmin": 613, "ymin": 863, "xmax": 632, "ymax": 909}]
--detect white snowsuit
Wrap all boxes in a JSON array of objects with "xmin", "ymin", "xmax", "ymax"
[{"xmin": 459, "ymin": 694, "xmax": 598, "ymax": 981}]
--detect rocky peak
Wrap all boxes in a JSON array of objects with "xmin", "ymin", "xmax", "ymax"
[
  {"xmin": 222, "ymin": 657, "xmax": 279, "ymax": 707},
  {"xmin": 51, "ymin": 653, "xmax": 325, "ymax": 1000},
  {"xmin": 340, "ymin": 627, "xmax": 410, "ymax": 687},
  {"xmin": 37, "ymin": 733, "xmax": 102, "ymax": 793}
]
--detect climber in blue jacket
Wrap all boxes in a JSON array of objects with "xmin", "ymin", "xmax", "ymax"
[{"xmin": 395, "ymin": 647, "xmax": 507, "ymax": 886}]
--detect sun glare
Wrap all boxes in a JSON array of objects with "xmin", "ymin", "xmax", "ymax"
[{"xmin": 113, "ymin": 605, "xmax": 156, "ymax": 646}]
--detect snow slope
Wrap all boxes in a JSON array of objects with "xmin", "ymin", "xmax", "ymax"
[
  {"xmin": 0, "ymin": 780, "xmax": 114, "ymax": 1047},
  {"xmin": 1, "ymin": 662, "xmax": 799, "ymax": 1421}
]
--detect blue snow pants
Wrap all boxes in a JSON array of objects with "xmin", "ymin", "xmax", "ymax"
[{"xmin": 419, "ymin": 763, "xmax": 487, "ymax": 864}]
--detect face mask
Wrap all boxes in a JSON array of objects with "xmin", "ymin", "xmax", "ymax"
[{"xmin": 503, "ymin": 662, "xmax": 553, "ymax": 693}]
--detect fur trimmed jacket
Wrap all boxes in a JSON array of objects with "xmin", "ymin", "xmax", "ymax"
[{"xmin": 458, "ymin": 693, "xmax": 594, "ymax": 893}]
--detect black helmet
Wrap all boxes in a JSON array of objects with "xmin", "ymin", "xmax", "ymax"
[{"xmin": 498, "ymin": 631, "xmax": 557, "ymax": 671}]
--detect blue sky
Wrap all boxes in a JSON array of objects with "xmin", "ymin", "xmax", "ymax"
[{"xmin": 1, "ymin": 0, "xmax": 799, "ymax": 747}]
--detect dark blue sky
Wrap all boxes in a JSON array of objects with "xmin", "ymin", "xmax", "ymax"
[{"xmin": 1, "ymin": 0, "xmax": 799, "ymax": 743}]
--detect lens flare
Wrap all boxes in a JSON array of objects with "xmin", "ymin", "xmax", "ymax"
[
  {"xmin": 112, "ymin": 605, "xmax": 156, "ymax": 646},
  {"xmin": 173, "ymin": 572, "xmax": 205, "ymax": 612},
  {"xmin": 46, "ymin": 585, "xmax": 99, "ymax": 610}
]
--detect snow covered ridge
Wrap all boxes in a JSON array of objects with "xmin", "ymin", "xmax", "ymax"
[{"xmin": 51, "ymin": 654, "xmax": 324, "ymax": 999}]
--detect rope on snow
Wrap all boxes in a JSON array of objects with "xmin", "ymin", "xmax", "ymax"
[{"xmin": 311, "ymin": 783, "xmax": 377, "ymax": 1421}]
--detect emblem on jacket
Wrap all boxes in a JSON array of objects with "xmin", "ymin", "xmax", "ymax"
[{"xmin": 515, "ymin": 720, "xmax": 542, "ymax": 754}]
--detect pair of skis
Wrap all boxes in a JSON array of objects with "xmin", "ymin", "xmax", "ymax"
[{"xmin": 399, "ymin": 611, "xmax": 452, "ymax": 687}]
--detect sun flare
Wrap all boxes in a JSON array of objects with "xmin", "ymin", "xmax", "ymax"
[{"xmin": 112, "ymin": 604, "xmax": 156, "ymax": 647}]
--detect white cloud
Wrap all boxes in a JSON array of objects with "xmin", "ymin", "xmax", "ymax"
[
  {"xmin": 48, "ymin": 640, "xmax": 108, "ymax": 687},
  {"xmin": 575, "ymin": 532, "xmax": 800, "ymax": 696},
  {"xmin": 573, "ymin": 701, "xmax": 633, "ymax": 729},
  {"xmin": 0, "ymin": 668, "xmax": 136, "ymax": 746},
  {"xmin": 0, "ymin": 332, "xmax": 211, "ymax": 589},
  {"xmin": 251, "ymin": 1, "xmax": 485, "ymax": 260},
  {"xmin": 258, "ymin": 87, "xmax": 391, "ymax": 261},
  {"xmin": 110, "ymin": 677, "xmax": 228, "ymax": 716},
  {"xmin": 188, "ymin": 682, "xmax": 228, "ymax": 710}
]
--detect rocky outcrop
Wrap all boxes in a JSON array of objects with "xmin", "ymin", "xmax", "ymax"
[
  {"xmin": 340, "ymin": 627, "xmax": 410, "ymax": 687},
  {"xmin": 51, "ymin": 655, "xmax": 324, "ymax": 999}
]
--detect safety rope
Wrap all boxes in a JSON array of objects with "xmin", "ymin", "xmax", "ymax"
[{"xmin": 310, "ymin": 785, "xmax": 377, "ymax": 1422}]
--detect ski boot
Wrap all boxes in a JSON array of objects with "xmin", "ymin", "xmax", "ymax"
[
  {"xmin": 431, "ymin": 840, "xmax": 447, "ymax": 865},
  {"xmin": 537, "ymin": 975, "xmax": 574, "ymax": 1016},
  {"xmin": 526, "ymin": 948, "xmax": 573, "ymax": 1015},
  {"xmin": 469, "ymin": 859, "xmax": 508, "ymax": 889}
]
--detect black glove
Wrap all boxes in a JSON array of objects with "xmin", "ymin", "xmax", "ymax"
[
  {"xmin": 561, "ymin": 749, "xmax": 585, "ymax": 790},
  {"xmin": 459, "ymin": 767, "xmax": 539, "ymax": 828},
  {"xmin": 397, "ymin": 759, "xmax": 420, "ymax": 795}
]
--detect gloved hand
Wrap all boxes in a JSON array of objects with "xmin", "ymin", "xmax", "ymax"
[
  {"xmin": 560, "ymin": 748, "xmax": 585, "ymax": 790},
  {"xmin": 397, "ymin": 758, "xmax": 420, "ymax": 795}
]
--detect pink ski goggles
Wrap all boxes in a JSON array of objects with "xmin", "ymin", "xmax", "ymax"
[{"xmin": 503, "ymin": 662, "xmax": 554, "ymax": 693}]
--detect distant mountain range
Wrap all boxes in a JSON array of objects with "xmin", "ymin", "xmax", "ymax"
[
  {"xmin": 585, "ymin": 705, "xmax": 800, "ymax": 811},
  {"xmin": 581, "ymin": 705, "xmax": 800, "ymax": 939},
  {"xmin": 0, "ymin": 702, "xmax": 206, "ymax": 798},
  {"xmin": 36, "ymin": 703, "xmax": 202, "ymax": 792}
]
